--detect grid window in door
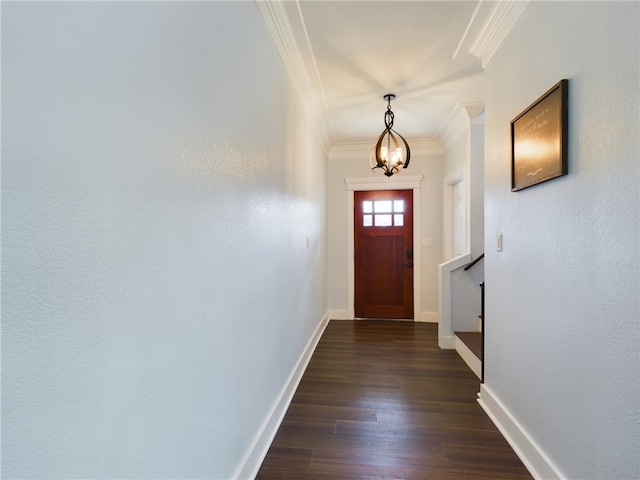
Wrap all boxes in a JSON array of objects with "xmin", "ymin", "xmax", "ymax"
[{"xmin": 362, "ymin": 199, "xmax": 405, "ymax": 227}]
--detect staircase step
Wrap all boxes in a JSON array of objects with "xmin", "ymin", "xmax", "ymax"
[{"xmin": 454, "ymin": 331, "xmax": 482, "ymax": 360}]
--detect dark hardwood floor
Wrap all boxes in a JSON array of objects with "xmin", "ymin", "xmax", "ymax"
[{"xmin": 256, "ymin": 320, "xmax": 532, "ymax": 480}]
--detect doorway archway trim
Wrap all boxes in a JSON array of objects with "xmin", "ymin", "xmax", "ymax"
[
  {"xmin": 345, "ymin": 175, "xmax": 424, "ymax": 192},
  {"xmin": 344, "ymin": 175, "xmax": 424, "ymax": 320}
]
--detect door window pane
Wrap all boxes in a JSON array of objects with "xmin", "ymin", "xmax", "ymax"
[
  {"xmin": 374, "ymin": 200, "xmax": 392, "ymax": 213},
  {"xmin": 374, "ymin": 214, "xmax": 392, "ymax": 227},
  {"xmin": 361, "ymin": 196, "xmax": 408, "ymax": 228}
]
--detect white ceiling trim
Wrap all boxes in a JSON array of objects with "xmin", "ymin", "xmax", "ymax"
[
  {"xmin": 255, "ymin": 1, "xmax": 310, "ymax": 103},
  {"xmin": 452, "ymin": 1, "xmax": 484, "ymax": 60},
  {"xmin": 407, "ymin": 139, "xmax": 445, "ymax": 156},
  {"xmin": 469, "ymin": 0, "xmax": 530, "ymax": 68},
  {"xmin": 255, "ymin": 0, "xmax": 336, "ymax": 152},
  {"xmin": 436, "ymin": 104, "xmax": 471, "ymax": 151}
]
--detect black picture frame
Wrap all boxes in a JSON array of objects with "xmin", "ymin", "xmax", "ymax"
[{"xmin": 511, "ymin": 79, "xmax": 568, "ymax": 192}]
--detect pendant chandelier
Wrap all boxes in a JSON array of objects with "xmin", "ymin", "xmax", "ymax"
[{"xmin": 369, "ymin": 94, "xmax": 411, "ymax": 177}]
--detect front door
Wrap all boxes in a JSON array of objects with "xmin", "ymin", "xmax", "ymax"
[{"xmin": 354, "ymin": 189, "xmax": 414, "ymax": 319}]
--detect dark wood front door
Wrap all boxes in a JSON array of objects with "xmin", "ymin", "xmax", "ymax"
[{"xmin": 354, "ymin": 189, "xmax": 414, "ymax": 319}]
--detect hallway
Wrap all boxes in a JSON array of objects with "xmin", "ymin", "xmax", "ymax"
[{"xmin": 257, "ymin": 320, "xmax": 532, "ymax": 479}]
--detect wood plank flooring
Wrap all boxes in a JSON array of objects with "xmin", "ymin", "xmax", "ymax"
[{"xmin": 256, "ymin": 320, "xmax": 532, "ymax": 480}]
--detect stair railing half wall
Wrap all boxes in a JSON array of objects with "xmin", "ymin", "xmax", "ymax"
[
  {"xmin": 437, "ymin": 253, "xmax": 471, "ymax": 349},
  {"xmin": 462, "ymin": 254, "xmax": 485, "ymax": 382}
]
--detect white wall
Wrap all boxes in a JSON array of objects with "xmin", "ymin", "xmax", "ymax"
[
  {"xmin": 440, "ymin": 119, "xmax": 485, "ymax": 334},
  {"xmin": 442, "ymin": 129, "xmax": 470, "ymax": 261},
  {"xmin": 441, "ymin": 114, "xmax": 485, "ymax": 262},
  {"xmin": 326, "ymin": 145, "xmax": 443, "ymax": 320},
  {"xmin": 483, "ymin": 2, "xmax": 639, "ymax": 478},
  {"xmin": 470, "ymin": 121, "xmax": 485, "ymax": 259},
  {"xmin": 2, "ymin": 3, "xmax": 327, "ymax": 479}
]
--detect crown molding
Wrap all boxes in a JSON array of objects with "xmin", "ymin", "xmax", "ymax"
[
  {"xmin": 328, "ymin": 142, "xmax": 369, "ymax": 161},
  {"xmin": 437, "ymin": 104, "xmax": 470, "ymax": 151},
  {"xmin": 255, "ymin": 0, "xmax": 336, "ymax": 154},
  {"xmin": 469, "ymin": 0, "xmax": 530, "ymax": 68},
  {"xmin": 255, "ymin": 1, "xmax": 310, "ymax": 101},
  {"xmin": 410, "ymin": 138, "xmax": 445, "ymax": 156},
  {"xmin": 436, "ymin": 102, "xmax": 487, "ymax": 150},
  {"xmin": 471, "ymin": 109, "xmax": 486, "ymax": 126}
]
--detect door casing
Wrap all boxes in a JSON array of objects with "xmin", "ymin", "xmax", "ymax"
[
  {"xmin": 354, "ymin": 189, "xmax": 414, "ymax": 319},
  {"xmin": 443, "ymin": 170, "xmax": 469, "ymax": 261},
  {"xmin": 345, "ymin": 175, "xmax": 423, "ymax": 321}
]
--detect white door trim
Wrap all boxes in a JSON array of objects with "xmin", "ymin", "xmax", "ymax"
[
  {"xmin": 443, "ymin": 171, "xmax": 466, "ymax": 261},
  {"xmin": 344, "ymin": 175, "xmax": 424, "ymax": 321}
]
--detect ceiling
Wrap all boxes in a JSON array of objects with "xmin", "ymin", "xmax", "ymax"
[{"xmin": 259, "ymin": 1, "xmax": 528, "ymax": 152}]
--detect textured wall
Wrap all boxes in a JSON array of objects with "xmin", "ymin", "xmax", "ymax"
[
  {"xmin": 484, "ymin": 2, "xmax": 639, "ymax": 478},
  {"xmin": 2, "ymin": 2, "xmax": 327, "ymax": 478}
]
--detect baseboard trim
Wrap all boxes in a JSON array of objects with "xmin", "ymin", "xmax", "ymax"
[
  {"xmin": 478, "ymin": 384, "xmax": 563, "ymax": 480},
  {"xmin": 439, "ymin": 335, "xmax": 456, "ymax": 349},
  {"xmin": 454, "ymin": 335, "xmax": 481, "ymax": 379},
  {"xmin": 417, "ymin": 311, "xmax": 439, "ymax": 323},
  {"xmin": 327, "ymin": 309, "xmax": 349, "ymax": 320},
  {"xmin": 326, "ymin": 311, "xmax": 439, "ymax": 323},
  {"xmin": 233, "ymin": 311, "xmax": 330, "ymax": 480}
]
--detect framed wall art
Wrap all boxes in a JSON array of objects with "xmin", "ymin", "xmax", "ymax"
[{"xmin": 511, "ymin": 79, "xmax": 568, "ymax": 191}]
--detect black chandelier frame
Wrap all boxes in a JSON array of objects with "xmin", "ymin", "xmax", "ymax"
[{"xmin": 370, "ymin": 94, "xmax": 411, "ymax": 177}]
